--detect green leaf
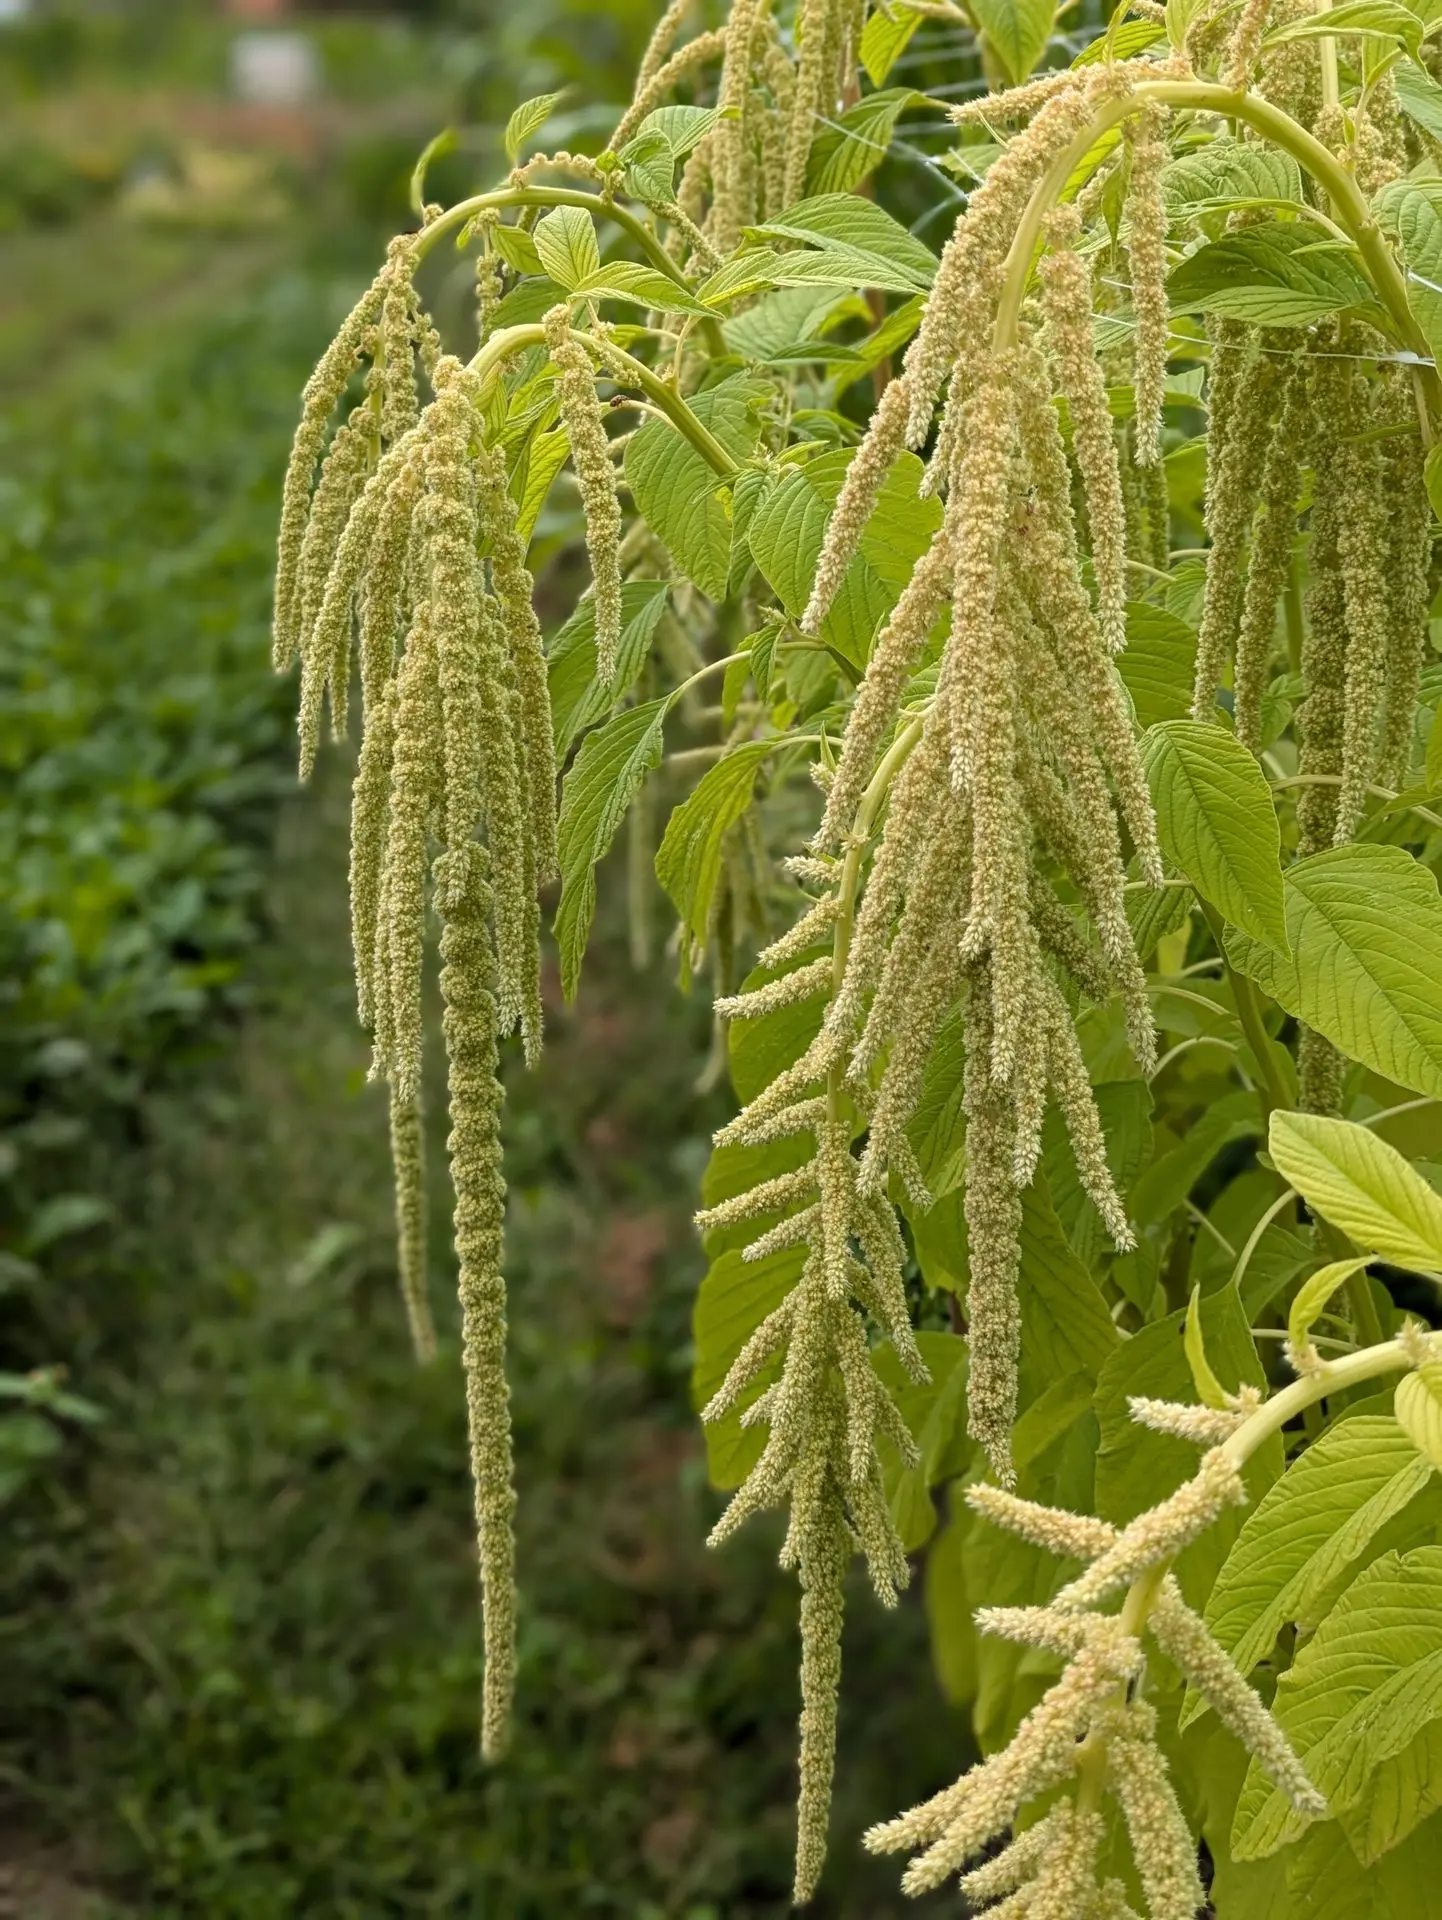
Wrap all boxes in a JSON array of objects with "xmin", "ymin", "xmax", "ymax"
[
  {"xmin": 655, "ymin": 740, "xmax": 774, "ymax": 950},
  {"xmin": 872, "ymin": 1330, "xmax": 969, "ymax": 1550},
  {"xmin": 861, "ymin": 0, "xmax": 924, "ymax": 83},
  {"xmin": 969, "ymin": 0, "xmax": 1057, "ymax": 82},
  {"xmin": 1072, "ymin": 15, "xmax": 1166, "ymax": 61},
  {"xmin": 491, "ymin": 222, "xmax": 546, "ymax": 277},
  {"xmin": 907, "ymin": 999, "xmax": 968, "ymax": 1198},
  {"xmin": 1269, "ymin": 1110, "xmax": 1442, "ymax": 1273},
  {"xmin": 1017, "ymin": 1178, "xmax": 1122, "ymax": 1382},
  {"xmin": 1397, "ymin": 1363, "xmax": 1442, "ymax": 1470},
  {"xmin": 1202, "ymin": 1415, "xmax": 1433, "ymax": 1688},
  {"xmin": 923, "ymin": 1508, "xmax": 978, "ymax": 1706},
  {"xmin": 1042, "ymin": 1077, "xmax": 1153, "ymax": 1265},
  {"xmin": 1185, "ymin": 1285, "xmax": 1231, "ymax": 1409},
  {"xmin": 747, "ymin": 194, "xmax": 938, "ymax": 289},
  {"xmin": 1142, "ymin": 720, "xmax": 1289, "ymax": 950},
  {"xmin": 624, "ymin": 374, "xmax": 766, "ymax": 600},
  {"xmin": 1396, "ymin": 57, "xmax": 1442, "ymax": 142},
  {"xmin": 1160, "ymin": 136, "xmax": 1303, "ymax": 215},
  {"xmin": 1130, "ymin": 1091, "xmax": 1260, "ymax": 1229},
  {"xmin": 1128, "ymin": 874, "xmax": 1194, "ymax": 963},
  {"xmin": 1119, "ymin": 604, "xmax": 1199, "ymax": 730},
  {"xmin": 510, "ymin": 420, "xmax": 571, "ymax": 544},
  {"xmin": 1264, "ymin": 0, "xmax": 1424, "ymax": 51},
  {"xmin": 1228, "ymin": 845, "xmax": 1442, "ymax": 1101},
  {"xmin": 746, "ymin": 446, "xmax": 941, "ymax": 668},
  {"xmin": 831, "ymin": 293, "xmax": 925, "ymax": 397},
  {"xmin": 409, "ymin": 127, "xmax": 457, "ymax": 217},
  {"xmin": 1233, "ymin": 1546, "xmax": 1442, "ymax": 1859},
  {"xmin": 692, "ymin": 1244, "xmax": 801, "ymax": 1488},
  {"xmin": 1167, "ymin": 221, "xmax": 1374, "ymax": 327},
  {"xmin": 806, "ymin": 88, "xmax": 919, "ymax": 196},
  {"xmin": 504, "ymin": 89, "xmax": 567, "ymax": 166},
  {"xmin": 1375, "ymin": 177, "xmax": 1442, "ymax": 366},
  {"xmin": 570, "ymin": 261, "xmax": 708, "ymax": 315},
  {"xmin": 532, "ymin": 204, "xmax": 600, "ymax": 291},
  {"xmin": 722, "ymin": 286, "xmax": 851, "ymax": 362},
  {"xmin": 1285, "ymin": 1803, "xmax": 1442, "ymax": 1909},
  {"xmin": 547, "ymin": 578, "xmax": 669, "ymax": 754},
  {"xmin": 553, "ymin": 697, "xmax": 671, "ymax": 999},
  {"xmin": 1288, "ymin": 1257, "xmax": 1373, "ymax": 1357}
]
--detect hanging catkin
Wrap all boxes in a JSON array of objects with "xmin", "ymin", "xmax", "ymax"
[
  {"xmin": 1233, "ymin": 347, "xmax": 1308, "ymax": 752},
  {"xmin": 544, "ymin": 307, "xmax": 623, "ymax": 683},
  {"xmin": 437, "ymin": 843, "xmax": 518, "ymax": 1761}
]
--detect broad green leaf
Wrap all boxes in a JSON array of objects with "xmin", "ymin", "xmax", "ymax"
[
  {"xmin": 1167, "ymin": 221, "xmax": 1374, "ymax": 327},
  {"xmin": 1233, "ymin": 1546, "xmax": 1442, "ymax": 1858},
  {"xmin": 547, "ymin": 578, "xmax": 669, "ymax": 753},
  {"xmin": 969, "ymin": 0, "xmax": 1056, "ymax": 81},
  {"xmin": 1143, "ymin": 720, "xmax": 1289, "ymax": 949},
  {"xmin": 1228, "ymin": 845, "xmax": 1442, "ymax": 1101},
  {"xmin": 1264, "ymin": 0, "xmax": 1423, "ymax": 52},
  {"xmin": 1185, "ymin": 1285, "xmax": 1230, "ymax": 1408},
  {"xmin": 1017, "ymin": 1179, "xmax": 1122, "ymax": 1381},
  {"xmin": 728, "ymin": 945, "xmax": 830, "ymax": 1106},
  {"xmin": 553, "ymin": 697, "xmax": 671, "ymax": 998},
  {"xmin": 1127, "ymin": 874, "xmax": 1194, "ymax": 963},
  {"xmin": 1396, "ymin": 57, "xmax": 1442, "ymax": 142},
  {"xmin": 617, "ymin": 127, "xmax": 676, "ymax": 204},
  {"xmin": 722, "ymin": 285, "xmax": 851, "ymax": 362},
  {"xmin": 923, "ymin": 1508, "xmax": 978, "ymax": 1706},
  {"xmin": 747, "ymin": 194, "xmax": 938, "ymax": 288},
  {"xmin": 692, "ymin": 1244, "xmax": 801, "ymax": 1487},
  {"xmin": 806, "ymin": 88, "xmax": 919, "ymax": 196},
  {"xmin": 873, "ymin": 1330, "xmax": 969, "ymax": 1550},
  {"xmin": 532, "ymin": 204, "xmax": 600, "ymax": 291},
  {"xmin": 907, "ymin": 999, "xmax": 968, "ymax": 1197},
  {"xmin": 1160, "ymin": 137, "xmax": 1303, "ymax": 215},
  {"xmin": 491, "ymin": 274, "xmax": 569, "ymax": 328},
  {"xmin": 1288, "ymin": 1257, "xmax": 1373, "ymax": 1358},
  {"xmin": 1202, "ymin": 1415, "xmax": 1433, "ymax": 1688},
  {"xmin": 1375, "ymin": 177, "xmax": 1442, "ymax": 366},
  {"xmin": 1284, "ymin": 1813, "xmax": 1442, "ymax": 1913},
  {"xmin": 624, "ymin": 374, "xmax": 767, "ymax": 600},
  {"xmin": 1269, "ymin": 1109, "xmax": 1442, "ymax": 1273},
  {"xmin": 491, "ymin": 221, "xmax": 545, "ymax": 277},
  {"xmin": 862, "ymin": 0, "xmax": 924, "ymax": 83},
  {"xmin": 1094, "ymin": 1283, "xmax": 1279, "ymax": 1603},
  {"xmin": 1340, "ymin": 1723, "xmax": 1442, "ymax": 1866},
  {"xmin": 1041, "ymin": 1077, "xmax": 1153, "ymax": 1266},
  {"xmin": 634, "ymin": 104, "xmax": 724, "ymax": 160},
  {"xmin": 1119, "ymin": 604, "xmax": 1199, "ymax": 729},
  {"xmin": 510, "ymin": 419, "xmax": 570, "ymax": 544},
  {"xmin": 747, "ymin": 447, "xmax": 941, "ymax": 668},
  {"xmin": 831, "ymin": 293, "xmax": 925, "ymax": 397},
  {"xmin": 571, "ymin": 261, "xmax": 709, "ymax": 315},
  {"xmin": 1397, "ymin": 1363, "xmax": 1442, "ymax": 1470},
  {"xmin": 655, "ymin": 739, "xmax": 774, "ymax": 949},
  {"xmin": 504, "ymin": 89, "xmax": 566, "ymax": 165},
  {"xmin": 1072, "ymin": 15, "xmax": 1166, "ymax": 60}
]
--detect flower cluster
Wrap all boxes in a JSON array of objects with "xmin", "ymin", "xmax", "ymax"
[{"xmin": 867, "ymin": 1402, "xmax": 1324, "ymax": 1912}]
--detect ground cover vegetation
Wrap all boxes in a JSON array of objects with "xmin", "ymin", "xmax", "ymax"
[{"xmin": 279, "ymin": 0, "xmax": 1442, "ymax": 1912}]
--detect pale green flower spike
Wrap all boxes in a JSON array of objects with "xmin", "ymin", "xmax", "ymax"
[
  {"xmin": 544, "ymin": 309, "xmax": 623, "ymax": 685},
  {"xmin": 802, "ymin": 375, "xmax": 911, "ymax": 637},
  {"xmin": 611, "ymin": 27, "xmax": 727, "ymax": 150},
  {"xmin": 876, "ymin": 1423, "xmax": 1321, "ymax": 1906},
  {"xmin": 389, "ymin": 1088, "xmax": 436, "ymax": 1365},
  {"xmin": 1334, "ymin": 373, "xmax": 1392, "ymax": 844},
  {"xmin": 274, "ymin": 271, "xmax": 387, "ymax": 671},
  {"xmin": 437, "ymin": 843, "xmax": 518, "ymax": 1763},
  {"xmin": 961, "ymin": 971, "xmax": 1024, "ymax": 1482},
  {"xmin": 1379, "ymin": 413, "xmax": 1430, "ymax": 786},
  {"xmin": 711, "ymin": 0, "xmax": 765, "ymax": 254},
  {"xmin": 473, "ymin": 437, "xmax": 558, "ymax": 887},
  {"xmin": 350, "ymin": 680, "xmax": 397, "ymax": 1034},
  {"xmin": 1234, "ymin": 348, "xmax": 1308, "ymax": 752},
  {"xmin": 783, "ymin": 0, "xmax": 840, "ymax": 210},
  {"xmin": 1041, "ymin": 206, "xmax": 1128, "ymax": 657},
  {"xmin": 1192, "ymin": 338, "xmax": 1288, "ymax": 722},
  {"xmin": 1126, "ymin": 106, "xmax": 1170, "ymax": 471},
  {"xmin": 1101, "ymin": 1702, "xmax": 1206, "ymax": 1920}
]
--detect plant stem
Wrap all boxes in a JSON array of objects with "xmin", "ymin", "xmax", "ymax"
[
  {"xmin": 1199, "ymin": 902, "xmax": 1291, "ymax": 1123},
  {"xmin": 464, "ymin": 325, "xmax": 738, "ymax": 479}
]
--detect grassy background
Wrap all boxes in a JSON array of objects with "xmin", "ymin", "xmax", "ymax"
[{"xmin": 0, "ymin": 8, "xmax": 967, "ymax": 1912}]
